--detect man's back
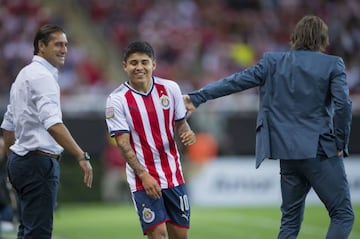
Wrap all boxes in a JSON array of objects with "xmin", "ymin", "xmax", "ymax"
[
  {"xmin": 264, "ymin": 51, "xmax": 337, "ymax": 122},
  {"xmin": 257, "ymin": 50, "xmax": 351, "ymax": 162},
  {"xmin": 187, "ymin": 50, "xmax": 351, "ymax": 166},
  {"xmin": 185, "ymin": 15, "xmax": 354, "ymax": 238}
]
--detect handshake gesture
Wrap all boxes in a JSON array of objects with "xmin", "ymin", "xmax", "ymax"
[{"xmin": 183, "ymin": 95, "xmax": 196, "ymax": 118}]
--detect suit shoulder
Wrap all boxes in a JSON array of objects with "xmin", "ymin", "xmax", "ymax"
[
  {"xmin": 263, "ymin": 51, "xmax": 287, "ymax": 58},
  {"xmin": 262, "ymin": 51, "xmax": 289, "ymax": 62},
  {"xmin": 312, "ymin": 53, "xmax": 345, "ymax": 68},
  {"xmin": 321, "ymin": 53, "xmax": 343, "ymax": 62}
]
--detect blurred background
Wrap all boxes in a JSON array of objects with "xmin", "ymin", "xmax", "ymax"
[{"xmin": 0, "ymin": 0, "xmax": 360, "ymax": 206}]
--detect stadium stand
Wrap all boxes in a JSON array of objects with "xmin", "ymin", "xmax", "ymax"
[{"xmin": 1, "ymin": 0, "xmax": 360, "ymax": 114}]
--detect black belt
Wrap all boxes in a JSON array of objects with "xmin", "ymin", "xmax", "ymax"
[{"xmin": 34, "ymin": 150, "xmax": 61, "ymax": 161}]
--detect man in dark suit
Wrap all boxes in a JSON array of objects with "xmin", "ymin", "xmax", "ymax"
[{"xmin": 183, "ymin": 15, "xmax": 354, "ymax": 239}]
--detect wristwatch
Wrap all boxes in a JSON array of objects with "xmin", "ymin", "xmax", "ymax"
[{"xmin": 78, "ymin": 152, "xmax": 91, "ymax": 161}]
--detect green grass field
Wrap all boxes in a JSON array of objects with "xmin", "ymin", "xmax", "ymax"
[{"xmin": 2, "ymin": 203, "xmax": 359, "ymax": 239}]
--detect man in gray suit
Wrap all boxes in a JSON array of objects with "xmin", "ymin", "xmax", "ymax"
[{"xmin": 183, "ymin": 15, "xmax": 354, "ymax": 239}]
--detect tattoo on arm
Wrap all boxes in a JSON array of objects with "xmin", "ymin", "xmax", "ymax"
[
  {"xmin": 175, "ymin": 119, "xmax": 191, "ymax": 135},
  {"xmin": 117, "ymin": 137, "xmax": 146, "ymax": 176}
]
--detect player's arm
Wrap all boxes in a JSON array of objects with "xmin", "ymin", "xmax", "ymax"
[
  {"xmin": 114, "ymin": 132, "xmax": 161, "ymax": 199},
  {"xmin": 175, "ymin": 119, "xmax": 196, "ymax": 146}
]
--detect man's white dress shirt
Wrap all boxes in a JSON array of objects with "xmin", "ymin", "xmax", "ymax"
[{"xmin": 1, "ymin": 55, "xmax": 64, "ymax": 155}]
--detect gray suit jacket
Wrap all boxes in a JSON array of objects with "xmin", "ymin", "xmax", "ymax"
[{"xmin": 189, "ymin": 50, "xmax": 352, "ymax": 168}]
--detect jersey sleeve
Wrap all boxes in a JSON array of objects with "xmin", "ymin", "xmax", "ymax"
[
  {"xmin": 171, "ymin": 82, "xmax": 187, "ymax": 121},
  {"xmin": 105, "ymin": 94, "xmax": 130, "ymax": 136}
]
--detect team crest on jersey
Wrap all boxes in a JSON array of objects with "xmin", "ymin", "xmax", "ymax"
[
  {"xmin": 105, "ymin": 107, "xmax": 114, "ymax": 119},
  {"xmin": 159, "ymin": 95, "xmax": 170, "ymax": 109},
  {"xmin": 142, "ymin": 207, "xmax": 155, "ymax": 223}
]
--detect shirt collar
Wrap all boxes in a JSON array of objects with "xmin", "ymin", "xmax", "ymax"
[
  {"xmin": 32, "ymin": 55, "xmax": 59, "ymax": 81},
  {"xmin": 124, "ymin": 77, "xmax": 154, "ymax": 96}
]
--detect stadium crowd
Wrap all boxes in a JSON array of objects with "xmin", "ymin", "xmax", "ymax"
[
  {"xmin": 80, "ymin": 0, "xmax": 360, "ymax": 94},
  {"xmin": 1, "ymin": 0, "xmax": 360, "ymax": 112},
  {"xmin": 0, "ymin": 0, "xmax": 110, "ymax": 100}
]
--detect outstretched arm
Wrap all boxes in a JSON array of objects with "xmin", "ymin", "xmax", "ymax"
[
  {"xmin": 185, "ymin": 59, "xmax": 265, "ymax": 111},
  {"xmin": 182, "ymin": 95, "xmax": 197, "ymax": 118}
]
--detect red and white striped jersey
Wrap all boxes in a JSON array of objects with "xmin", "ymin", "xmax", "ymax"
[{"xmin": 105, "ymin": 76, "xmax": 187, "ymax": 192}]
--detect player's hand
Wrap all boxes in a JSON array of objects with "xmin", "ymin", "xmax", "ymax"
[
  {"xmin": 79, "ymin": 160, "xmax": 93, "ymax": 188},
  {"xmin": 180, "ymin": 130, "xmax": 196, "ymax": 146},
  {"xmin": 138, "ymin": 171, "xmax": 162, "ymax": 199},
  {"xmin": 183, "ymin": 95, "xmax": 196, "ymax": 118}
]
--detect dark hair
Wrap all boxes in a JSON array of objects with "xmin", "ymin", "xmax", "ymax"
[
  {"xmin": 290, "ymin": 15, "xmax": 329, "ymax": 52},
  {"xmin": 122, "ymin": 41, "xmax": 155, "ymax": 61},
  {"xmin": 33, "ymin": 24, "xmax": 65, "ymax": 55}
]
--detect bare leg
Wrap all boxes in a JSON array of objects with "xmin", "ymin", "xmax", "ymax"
[
  {"xmin": 167, "ymin": 223, "xmax": 188, "ymax": 239},
  {"xmin": 147, "ymin": 223, "xmax": 167, "ymax": 239}
]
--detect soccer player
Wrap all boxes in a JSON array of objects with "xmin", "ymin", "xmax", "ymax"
[
  {"xmin": 183, "ymin": 15, "xmax": 354, "ymax": 239},
  {"xmin": 105, "ymin": 41, "xmax": 196, "ymax": 239}
]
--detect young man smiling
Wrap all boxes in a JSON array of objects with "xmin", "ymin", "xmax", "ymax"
[{"xmin": 105, "ymin": 41, "xmax": 196, "ymax": 239}]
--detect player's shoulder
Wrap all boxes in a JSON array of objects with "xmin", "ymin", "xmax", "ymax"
[
  {"xmin": 107, "ymin": 83, "xmax": 129, "ymax": 103},
  {"xmin": 153, "ymin": 76, "xmax": 180, "ymax": 90},
  {"xmin": 154, "ymin": 76, "xmax": 175, "ymax": 84},
  {"xmin": 109, "ymin": 83, "xmax": 128, "ymax": 96}
]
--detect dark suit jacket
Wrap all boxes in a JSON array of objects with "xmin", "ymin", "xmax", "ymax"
[{"xmin": 189, "ymin": 50, "xmax": 352, "ymax": 168}]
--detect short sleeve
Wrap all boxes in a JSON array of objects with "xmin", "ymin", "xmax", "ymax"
[
  {"xmin": 171, "ymin": 82, "xmax": 187, "ymax": 121},
  {"xmin": 1, "ymin": 104, "xmax": 15, "ymax": 131},
  {"xmin": 29, "ymin": 73, "xmax": 62, "ymax": 129},
  {"xmin": 105, "ymin": 94, "xmax": 130, "ymax": 136}
]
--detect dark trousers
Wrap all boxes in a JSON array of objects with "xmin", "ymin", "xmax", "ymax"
[
  {"xmin": 7, "ymin": 152, "xmax": 60, "ymax": 239},
  {"xmin": 278, "ymin": 155, "xmax": 354, "ymax": 239}
]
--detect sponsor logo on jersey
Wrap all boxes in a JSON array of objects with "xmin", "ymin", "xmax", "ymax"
[
  {"xmin": 142, "ymin": 207, "xmax": 155, "ymax": 223},
  {"xmin": 159, "ymin": 95, "xmax": 170, "ymax": 109}
]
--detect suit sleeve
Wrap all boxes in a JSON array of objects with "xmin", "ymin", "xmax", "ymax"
[
  {"xmin": 331, "ymin": 57, "xmax": 352, "ymax": 156},
  {"xmin": 188, "ymin": 57, "xmax": 267, "ymax": 107}
]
